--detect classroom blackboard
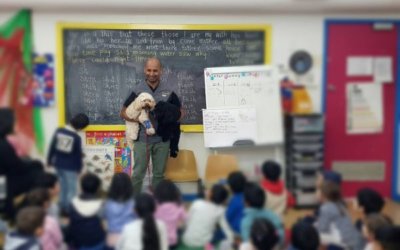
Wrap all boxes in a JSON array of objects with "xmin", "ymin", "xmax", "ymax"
[{"xmin": 57, "ymin": 24, "xmax": 271, "ymax": 131}]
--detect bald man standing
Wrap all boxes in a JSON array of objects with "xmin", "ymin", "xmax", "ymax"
[{"xmin": 120, "ymin": 57, "xmax": 181, "ymax": 195}]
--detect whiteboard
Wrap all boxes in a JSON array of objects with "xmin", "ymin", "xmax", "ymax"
[
  {"xmin": 204, "ymin": 65, "xmax": 283, "ymax": 147},
  {"xmin": 203, "ymin": 108, "xmax": 257, "ymax": 148}
]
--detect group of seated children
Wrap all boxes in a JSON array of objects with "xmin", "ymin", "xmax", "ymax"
[{"xmin": 3, "ymin": 159, "xmax": 400, "ymax": 250}]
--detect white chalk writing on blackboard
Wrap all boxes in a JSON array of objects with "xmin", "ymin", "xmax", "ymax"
[{"xmin": 62, "ymin": 28, "xmax": 266, "ymax": 125}]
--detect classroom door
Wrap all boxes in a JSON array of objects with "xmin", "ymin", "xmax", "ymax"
[{"xmin": 324, "ymin": 21, "xmax": 398, "ymax": 197}]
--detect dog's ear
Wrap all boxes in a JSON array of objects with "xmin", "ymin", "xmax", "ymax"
[
  {"xmin": 150, "ymin": 99, "xmax": 156, "ymax": 109},
  {"xmin": 133, "ymin": 94, "xmax": 145, "ymax": 110},
  {"xmin": 133, "ymin": 99, "xmax": 140, "ymax": 110}
]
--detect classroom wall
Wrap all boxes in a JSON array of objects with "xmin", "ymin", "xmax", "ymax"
[{"xmin": 1, "ymin": 10, "xmax": 399, "ymax": 179}]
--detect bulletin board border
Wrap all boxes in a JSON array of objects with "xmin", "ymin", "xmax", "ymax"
[{"xmin": 56, "ymin": 22, "xmax": 272, "ymax": 132}]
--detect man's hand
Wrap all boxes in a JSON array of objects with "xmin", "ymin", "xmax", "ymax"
[{"xmin": 120, "ymin": 106, "xmax": 138, "ymax": 122}]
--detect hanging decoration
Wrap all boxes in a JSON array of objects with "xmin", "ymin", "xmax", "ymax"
[{"xmin": 0, "ymin": 9, "xmax": 45, "ymax": 154}]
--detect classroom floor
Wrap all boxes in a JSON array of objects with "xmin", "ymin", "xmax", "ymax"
[{"xmin": 380, "ymin": 199, "xmax": 400, "ymax": 224}]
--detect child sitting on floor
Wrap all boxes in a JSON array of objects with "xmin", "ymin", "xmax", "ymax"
[
  {"xmin": 260, "ymin": 161, "xmax": 295, "ymax": 217},
  {"xmin": 67, "ymin": 173, "xmax": 105, "ymax": 250},
  {"xmin": 240, "ymin": 183, "xmax": 284, "ymax": 244},
  {"xmin": 154, "ymin": 180, "xmax": 187, "ymax": 249},
  {"xmin": 4, "ymin": 207, "xmax": 46, "ymax": 250},
  {"xmin": 362, "ymin": 213, "xmax": 392, "ymax": 250},
  {"xmin": 354, "ymin": 188, "xmax": 385, "ymax": 231},
  {"xmin": 288, "ymin": 221, "xmax": 320, "ymax": 250},
  {"xmin": 226, "ymin": 171, "xmax": 247, "ymax": 235},
  {"xmin": 374, "ymin": 226, "xmax": 400, "ymax": 250},
  {"xmin": 116, "ymin": 193, "xmax": 168, "ymax": 250},
  {"xmin": 103, "ymin": 172, "xmax": 136, "ymax": 249},
  {"xmin": 239, "ymin": 218, "xmax": 279, "ymax": 250},
  {"xmin": 315, "ymin": 181, "xmax": 364, "ymax": 250},
  {"xmin": 182, "ymin": 184, "xmax": 233, "ymax": 248}
]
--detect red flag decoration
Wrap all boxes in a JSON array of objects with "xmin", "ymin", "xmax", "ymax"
[{"xmin": 0, "ymin": 9, "xmax": 45, "ymax": 154}]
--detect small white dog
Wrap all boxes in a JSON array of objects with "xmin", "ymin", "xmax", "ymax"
[{"xmin": 125, "ymin": 92, "xmax": 156, "ymax": 148}]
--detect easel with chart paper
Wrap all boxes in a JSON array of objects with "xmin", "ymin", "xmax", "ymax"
[{"xmin": 203, "ymin": 65, "xmax": 283, "ymax": 148}]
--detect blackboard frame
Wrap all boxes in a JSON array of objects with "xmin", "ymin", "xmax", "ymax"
[{"xmin": 56, "ymin": 23, "xmax": 271, "ymax": 132}]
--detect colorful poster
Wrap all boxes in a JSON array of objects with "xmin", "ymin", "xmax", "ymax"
[
  {"xmin": 85, "ymin": 145, "xmax": 115, "ymax": 191},
  {"xmin": 33, "ymin": 53, "xmax": 54, "ymax": 107},
  {"xmin": 346, "ymin": 83, "xmax": 383, "ymax": 134},
  {"xmin": 86, "ymin": 131, "xmax": 132, "ymax": 175}
]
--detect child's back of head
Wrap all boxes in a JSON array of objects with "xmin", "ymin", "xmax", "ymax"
[
  {"xmin": 261, "ymin": 161, "xmax": 281, "ymax": 182},
  {"xmin": 318, "ymin": 181, "xmax": 350, "ymax": 219},
  {"xmin": 363, "ymin": 213, "xmax": 392, "ymax": 242},
  {"xmin": 70, "ymin": 113, "xmax": 89, "ymax": 130},
  {"xmin": 375, "ymin": 226, "xmax": 400, "ymax": 250},
  {"xmin": 35, "ymin": 172, "xmax": 59, "ymax": 197},
  {"xmin": 26, "ymin": 188, "xmax": 50, "ymax": 208},
  {"xmin": 319, "ymin": 181, "xmax": 342, "ymax": 203},
  {"xmin": 244, "ymin": 183, "xmax": 265, "ymax": 209},
  {"xmin": 356, "ymin": 188, "xmax": 385, "ymax": 216},
  {"xmin": 135, "ymin": 193, "xmax": 156, "ymax": 218},
  {"xmin": 316, "ymin": 170, "xmax": 342, "ymax": 189},
  {"xmin": 209, "ymin": 184, "xmax": 228, "ymax": 205},
  {"xmin": 154, "ymin": 179, "xmax": 181, "ymax": 204},
  {"xmin": 291, "ymin": 221, "xmax": 320, "ymax": 250},
  {"xmin": 250, "ymin": 218, "xmax": 279, "ymax": 250},
  {"xmin": 227, "ymin": 171, "xmax": 247, "ymax": 194},
  {"xmin": 81, "ymin": 173, "xmax": 101, "ymax": 196},
  {"xmin": 135, "ymin": 193, "xmax": 160, "ymax": 250},
  {"xmin": 108, "ymin": 172, "xmax": 133, "ymax": 202},
  {"xmin": 16, "ymin": 206, "xmax": 46, "ymax": 236}
]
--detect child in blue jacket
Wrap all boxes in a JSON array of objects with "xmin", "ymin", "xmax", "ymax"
[{"xmin": 47, "ymin": 113, "xmax": 89, "ymax": 213}]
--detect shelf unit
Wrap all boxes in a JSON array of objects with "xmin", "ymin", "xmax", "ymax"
[{"xmin": 285, "ymin": 114, "xmax": 324, "ymax": 208}]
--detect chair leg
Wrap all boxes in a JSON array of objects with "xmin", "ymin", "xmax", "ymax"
[{"xmin": 197, "ymin": 179, "xmax": 205, "ymax": 198}]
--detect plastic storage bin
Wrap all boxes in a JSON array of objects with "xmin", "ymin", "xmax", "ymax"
[
  {"xmin": 295, "ymin": 189, "xmax": 318, "ymax": 206},
  {"xmin": 285, "ymin": 114, "xmax": 324, "ymax": 208},
  {"xmin": 293, "ymin": 161, "xmax": 323, "ymax": 171},
  {"xmin": 292, "ymin": 115, "xmax": 324, "ymax": 133},
  {"xmin": 294, "ymin": 171, "xmax": 317, "ymax": 188}
]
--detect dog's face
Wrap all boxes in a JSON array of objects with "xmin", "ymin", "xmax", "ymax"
[{"xmin": 137, "ymin": 92, "xmax": 156, "ymax": 110}]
